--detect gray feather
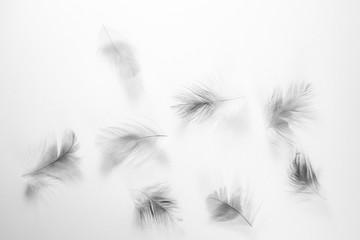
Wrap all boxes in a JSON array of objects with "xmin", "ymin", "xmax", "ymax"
[
  {"xmin": 133, "ymin": 182, "xmax": 181, "ymax": 228},
  {"xmin": 96, "ymin": 121, "xmax": 166, "ymax": 173},
  {"xmin": 99, "ymin": 26, "xmax": 140, "ymax": 81},
  {"xmin": 266, "ymin": 82, "xmax": 313, "ymax": 144},
  {"xmin": 206, "ymin": 187, "xmax": 255, "ymax": 226},
  {"xmin": 289, "ymin": 151, "xmax": 320, "ymax": 195},
  {"xmin": 172, "ymin": 83, "xmax": 231, "ymax": 122},
  {"xmin": 23, "ymin": 130, "xmax": 81, "ymax": 198}
]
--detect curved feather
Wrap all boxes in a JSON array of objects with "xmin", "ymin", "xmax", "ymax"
[
  {"xmin": 23, "ymin": 130, "xmax": 81, "ymax": 198},
  {"xmin": 99, "ymin": 26, "xmax": 140, "ymax": 80},
  {"xmin": 96, "ymin": 121, "xmax": 166, "ymax": 173},
  {"xmin": 132, "ymin": 183, "xmax": 181, "ymax": 228},
  {"xmin": 289, "ymin": 151, "xmax": 320, "ymax": 195},
  {"xmin": 266, "ymin": 82, "xmax": 313, "ymax": 144},
  {"xmin": 172, "ymin": 83, "xmax": 239, "ymax": 122},
  {"xmin": 206, "ymin": 187, "xmax": 256, "ymax": 226}
]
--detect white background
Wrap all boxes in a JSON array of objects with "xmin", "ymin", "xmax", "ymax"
[{"xmin": 1, "ymin": 0, "xmax": 360, "ymax": 239}]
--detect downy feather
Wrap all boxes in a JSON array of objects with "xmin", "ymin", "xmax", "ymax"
[
  {"xmin": 96, "ymin": 120, "xmax": 166, "ymax": 173},
  {"xmin": 132, "ymin": 182, "xmax": 181, "ymax": 228},
  {"xmin": 23, "ymin": 130, "xmax": 81, "ymax": 198},
  {"xmin": 206, "ymin": 187, "xmax": 257, "ymax": 226},
  {"xmin": 266, "ymin": 82, "xmax": 313, "ymax": 144},
  {"xmin": 289, "ymin": 151, "xmax": 320, "ymax": 196},
  {"xmin": 172, "ymin": 83, "xmax": 241, "ymax": 122},
  {"xmin": 99, "ymin": 26, "xmax": 140, "ymax": 81}
]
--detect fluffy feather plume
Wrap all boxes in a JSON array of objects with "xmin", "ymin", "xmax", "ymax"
[
  {"xmin": 23, "ymin": 130, "xmax": 81, "ymax": 198},
  {"xmin": 96, "ymin": 121, "xmax": 166, "ymax": 173},
  {"xmin": 132, "ymin": 182, "xmax": 181, "ymax": 228},
  {"xmin": 289, "ymin": 151, "xmax": 320, "ymax": 196},
  {"xmin": 266, "ymin": 82, "xmax": 313, "ymax": 144},
  {"xmin": 172, "ymin": 83, "xmax": 240, "ymax": 122},
  {"xmin": 98, "ymin": 26, "xmax": 140, "ymax": 81},
  {"xmin": 206, "ymin": 187, "xmax": 257, "ymax": 226}
]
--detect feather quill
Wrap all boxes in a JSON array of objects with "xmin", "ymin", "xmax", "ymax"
[
  {"xmin": 23, "ymin": 130, "xmax": 81, "ymax": 198},
  {"xmin": 206, "ymin": 187, "xmax": 257, "ymax": 226},
  {"xmin": 172, "ymin": 83, "xmax": 241, "ymax": 122},
  {"xmin": 96, "ymin": 121, "xmax": 166, "ymax": 173},
  {"xmin": 132, "ymin": 182, "xmax": 181, "ymax": 228},
  {"xmin": 266, "ymin": 82, "xmax": 313, "ymax": 144},
  {"xmin": 289, "ymin": 151, "xmax": 321, "ymax": 196}
]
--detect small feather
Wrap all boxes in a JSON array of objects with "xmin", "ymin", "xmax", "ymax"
[
  {"xmin": 96, "ymin": 121, "xmax": 166, "ymax": 173},
  {"xmin": 172, "ymin": 83, "xmax": 239, "ymax": 122},
  {"xmin": 206, "ymin": 187, "xmax": 256, "ymax": 226},
  {"xmin": 23, "ymin": 130, "xmax": 81, "ymax": 198},
  {"xmin": 132, "ymin": 182, "xmax": 181, "ymax": 228},
  {"xmin": 266, "ymin": 82, "xmax": 313, "ymax": 144},
  {"xmin": 99, "ymin": 26, "xmax": 140, "ymax": 81},
  {"xmin": 289, "ymin": 151, "xmax": 320, "ymax": 196}
]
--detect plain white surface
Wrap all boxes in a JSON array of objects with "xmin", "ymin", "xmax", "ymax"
[{"xmin": 1, "ymin": 0, "xmax": 360, "ymax": 239}]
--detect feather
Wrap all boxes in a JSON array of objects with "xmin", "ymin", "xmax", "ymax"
[
  {"xmin": 172, "ymin": 83, "xmax": 241, "ymax": 122},
  {"xmin": 132, "ymin": 182, "xmax": 181, "ymax": 228},
  {"xmin": 206, "ymin": 187, "xmax": 257, "ymax": 226},
  {"xmin": 98, "ymin": 25, "xmax": 140, "ymax": 81},
  {"xmin": 23, "ymin": 130, "xmax": 81, "ymax": 198},
  {"xmin": 96, "ymin": 120, "xmax": 166, "ymax": 173},
  {"xmin": 265, "ymin": 82, "xmax": 313, "ymax": 144},
  {"xmin": 289, "ymin": 151, "xmax": 321, "ymax": 196}
]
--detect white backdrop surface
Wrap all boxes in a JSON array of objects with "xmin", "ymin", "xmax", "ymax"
[{"xmin": 0, "ymin": 0, "xmax": 360, "ymax": 240}]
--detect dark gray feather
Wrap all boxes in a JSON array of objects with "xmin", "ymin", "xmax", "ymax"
[
  {"xmin": 133, "ymin": 183, "xmax": 181, "ymax": 228},
  {"xmin": 289, "ymin": 151, "xmax": 320, "ymax": 195}
]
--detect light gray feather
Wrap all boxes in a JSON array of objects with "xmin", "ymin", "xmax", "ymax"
[
  {"xmin": 96, "ymin": 121, "xmax": 166, "ymax": 173},
  {"xmin": 23, "ymin": 130, "xmax": 81, "ymax": 198},
  {"xmin": 99, "ymin": 26, "xmax": 140, "ymax": 81},
  {"xmin": 206, "ymin": 187, "xmax": 256, "ymax": 226}
]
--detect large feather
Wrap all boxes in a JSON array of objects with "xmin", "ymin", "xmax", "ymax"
[
  {"xmin": 172, "ymin": 83, "xmax": 240, "ymax": 122},
  {"xmin": 98, "ymin": 26, "xmax": 140, "ymax": 81},
  {"xmin": 23, "ymin": 130, "xmax": 81, "ymax": 198},
  {"xmin": 96, "ymin": 121, "xmax": 166, "ymax": 173},
  {"xmin": 132, "ymin": 182, "xmax": 181, "ymax": 228},
  {"xmin": 289, "ymin": 151, "xmax": 320, "ymax": 196},
  {"xmin": 266, "ymin": 82, "xmax": 313, "ymax": 144},
  {"xmin": 206, "ymin": 187, "xmax": 256, "ymax": 226}
]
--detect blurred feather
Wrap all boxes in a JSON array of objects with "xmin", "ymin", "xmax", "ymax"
[
  {"xmin": 206, "ymin": 187, "xmax": 257, "ymax": 226},
  {"xmin": 172, "ymin": 83, "xmax": 241, "ymax": 122},
  {"xmin": 289, "ymin": 151, "xmax": 321, "ymax": 196},
  {"xmin": 132, "ymin": 182, "xmax": 181, "ymax": 228},
  {"xmin": 266, "ymin": 82, "xmax": 313, "ymax": 144},
  {"xmin": 99, "ymin": 26, "xmax": 140, "ymax": 81},
  {"xmin": 23, "ymin": 130, "xmax": 81, "ymax": 198},
  {"xmin": 96, "ymin": 121, "xmax": 166, "ymax": 173}
]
